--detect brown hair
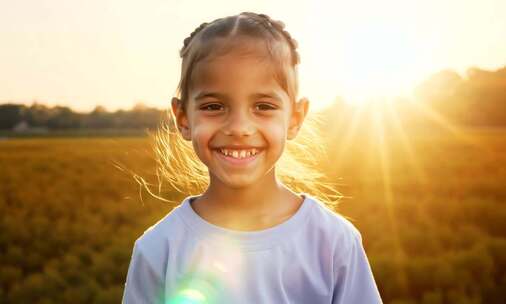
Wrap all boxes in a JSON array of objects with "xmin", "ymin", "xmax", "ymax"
[
  {"xmin": 143, "ymin": 12, "xmax": 341, "ymax": 208},
  {"xmin": 178, "ymin": 12, "xmax": 300, "ymax": 107}
]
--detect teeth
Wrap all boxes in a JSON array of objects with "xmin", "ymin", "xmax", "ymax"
[{"xmin": 218, "ymin": 148, "xmax": 259, "ymax": 159}]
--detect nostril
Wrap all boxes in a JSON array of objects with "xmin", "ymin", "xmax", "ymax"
[
  {"xmin": 222, "ymin": 124, "xmax": 256, "ymax": 136},
  {"xmin": 222, "ymin": 119, "xmax": 256, "ymax": 137}
]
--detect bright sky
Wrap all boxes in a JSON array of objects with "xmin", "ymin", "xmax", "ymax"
[{"xmin": 1, "ymin": 0, "xmax": 505, "ymax": 112}]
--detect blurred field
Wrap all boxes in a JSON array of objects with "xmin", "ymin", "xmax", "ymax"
[
  {"xmin": 324, "ymin": 126, "xmax": 506, "ymax": 304},
  {"xmin": 1, "ymin": 129, "xmax": 505, "ymax": 303}
]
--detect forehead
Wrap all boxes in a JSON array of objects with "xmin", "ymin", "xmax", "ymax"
[
  {"xmin": 189, "ymin": 37, "xmax": 293, "ymax": 92},
  {"xmin": 192, "ymin": 54, "xmax": 274, "ymax": 87}
]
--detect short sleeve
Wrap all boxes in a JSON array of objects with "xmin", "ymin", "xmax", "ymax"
[
  {"xmin": 332, "ymin": 230, "xmax": 382, "ymax": 304},
  {"xmin": 122, "ymin": 241, "xmax": 165, "ymax": 304}
]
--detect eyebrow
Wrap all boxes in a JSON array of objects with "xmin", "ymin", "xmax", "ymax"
[
  {"xmin": 194, "ymin": 91, "xmax": 283, "ymax": 102},
  {"xmin": 194, "ymin": 92, "xmax": 227, "ymax": 101},
  {"xmin": 253, "ymin": 92, "xmax": 282, "ymax": 101}
]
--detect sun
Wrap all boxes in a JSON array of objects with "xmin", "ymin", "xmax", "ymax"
[
  {"xmin": 336, "ymin": 25, "xmax": 424, "ymax": 104},
  {"xmin": 299, "ymin": 17, "xmax": 429, "ymax": 108}
]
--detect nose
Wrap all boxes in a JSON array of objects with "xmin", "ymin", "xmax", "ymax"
[{"xmin": 222, "ymin": 108, "xmax": 255, "ymax": 137}]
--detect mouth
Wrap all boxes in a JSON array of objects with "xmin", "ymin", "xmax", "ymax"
[
  {"xmin": 213, "ymin": 147, "xmax": 263, "ymax": 165},
  {"xmin": 217, "ymin": 147, "xmax": 260, "ymax": 158}
]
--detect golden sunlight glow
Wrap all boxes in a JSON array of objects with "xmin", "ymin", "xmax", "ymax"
[
  {"xmin": 1, "ymin": 0, "xmax": 505, "ymax": 111},
  {"xmin": 298, "ymin": 0, "xmax": 438, "ymax": 108},
  {"xmin": 335, "ymin": 25, "xmax": 424, "ymax": 104}
]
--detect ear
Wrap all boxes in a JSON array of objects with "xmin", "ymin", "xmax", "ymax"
[
  {"xmin": 287, "ymin": 97, "xmax": 309, "ymax": 140},
  {"xmin": 171, "ymin": 97, "xmax": 191, "ymax": 141}
]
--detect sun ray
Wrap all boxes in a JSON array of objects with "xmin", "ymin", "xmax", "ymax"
[
  {"xmin": 411, "ymin": 99, "xmax": 502, "ymax": 181},
  {"xmin": 384, "ymin": 100, "xmax": 428, "ymax": 185},
  {"xmin": 373, "ymin": 108, "xmax": 410, "ymax": 295},
  {"xmin": 329, "ymin": 103, "xmax": 368, "ymax": 175},
  {"xmin": 409, "ymin": 100, "xmax": 480, "ymax": 146},
  {"xmin": 384, "ymin": 100, "xmax": 447, "ymax": 255}
]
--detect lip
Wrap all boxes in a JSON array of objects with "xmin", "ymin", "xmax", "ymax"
[
  {"xmin": 214, "ymin": 145, "xmax": 263, "ymax": 150},
  {"xmin": 213, "ymin": 149, "xmax": 262, "ymax": 166}
]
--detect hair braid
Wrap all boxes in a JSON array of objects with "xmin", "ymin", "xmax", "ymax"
[
  {"xmin": 245, "ymin": 12, "xmax": 300, "ymax": 65},
  {"xmin": 180, "ymin": 22, "xmax": 209, "ymax": 57},
  {"xmin": 180, "ymin": 13, "xmax": 300, "ymax": 65}
]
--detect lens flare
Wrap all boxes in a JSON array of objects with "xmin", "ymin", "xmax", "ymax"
[
  {"xmin": 166, "ymin": 271, "xmax": 220, "ymax": 304},
  {"xmin": 166, "ymin": 235, "xmax": 245, "ymax": 303},
  {"xmin": 168, "ymin": 288, "xmax": 207, "ymax": 303}
]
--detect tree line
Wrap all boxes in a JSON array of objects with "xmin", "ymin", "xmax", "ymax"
[
  {"xmin": 413, "ymin": 66, "xmax": 506, "ymax": 126},
  {"xmin": 321, "ymin": 66, "xmax": 506, "ymax": 130},
  {"xmin": 0, "ymin": 103, "xmax": 165, "ymax": 130},
  {"xmin": 1, "ymin": 66, "xmax": 505, "ymax": 131}
]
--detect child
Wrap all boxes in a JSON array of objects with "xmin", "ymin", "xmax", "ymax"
[{"xmin": 122, "ymin": 12, "xmax": 382, "ymax": 304}]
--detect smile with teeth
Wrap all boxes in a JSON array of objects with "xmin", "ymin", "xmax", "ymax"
[{"xmin": 218, "ymin": 148, "xmax": 260, "ymax": 159}]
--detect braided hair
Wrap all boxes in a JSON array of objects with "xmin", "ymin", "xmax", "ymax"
[
  {"xmin": 180, "ymin": 21, "xmax": 209, "ymax": 57},
  {"xmin": 180, "ymin": 13, "xmax": 299, "ymax": 64},
  {"xmin": 176, "ymin": 12, "xmax": 301, "ymax": 106}
]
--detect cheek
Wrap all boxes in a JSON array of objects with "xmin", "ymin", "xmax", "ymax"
[
  {"xmin": 262, "ymin": 119, "xmax": 289, "ymax": 145},
  {"xmin": 190, "ymin": 121, "xmax": 220, "ymax": 164},
  {"xmin": 190, "ymin": 115, "xmax": 213, "ymax": 137},
  {"xmin": 191, "ymin": 125, "xmax": 213, "ymax": 149}
]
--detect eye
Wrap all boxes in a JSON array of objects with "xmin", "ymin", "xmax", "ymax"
[
  {"xmin": 255, "ymin": 103, "xmax": 277, "ymax": 111},
  {"xmin": 200, "ymin": 103, "xmax": 223, "ymax": 111}
]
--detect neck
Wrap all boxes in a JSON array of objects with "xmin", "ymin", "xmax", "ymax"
[
  {"xmin": 203, "ymin": 170, "xmax": 286, "ymax": 215},
  {"xmin": 191, "ymin": 169, "xmax": 303, "ymax": 231}
]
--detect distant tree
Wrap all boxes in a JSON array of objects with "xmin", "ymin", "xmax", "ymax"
[
  {"xmin": 459, "ymin": 67, "xmax": 506, "ymax": 125},
  {"xmin": 25, "ymin": 102, "xmax": 51, "ymax": 127},
  {"xmin": 414, "ymin": 69, "xmax": 464, "ymax": 101},
  {"xmin": 414, "ymin": 66, "xmax": 506, "ymax": 126},
  {"xmin": 47, "ymin": 106, "xmax": 82, "ymax": 129},
  {"xmin": 84, "ymin": 106, "xmax": 113, "ymax": 128},
  {"xmin": 127, "ymin": 102, "xmax": 162, "ymax": 129},
  {"xmin": 0, "ymin": 104, "xmax": 26, "ymax": 129}
]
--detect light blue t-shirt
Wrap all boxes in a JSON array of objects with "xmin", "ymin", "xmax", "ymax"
[{"xmin": 122, "ymin": 194, "xmax": 382, "ymax": 303}]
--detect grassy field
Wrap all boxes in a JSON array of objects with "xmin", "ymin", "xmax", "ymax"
[{"xmin": 0, "ymin": 128, "xmax": 505, "ymax": 303}]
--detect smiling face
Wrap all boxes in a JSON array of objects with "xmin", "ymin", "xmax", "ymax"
[{"xmin": 172, "ymin": 41, "xmax": 307, "ymax": 190}]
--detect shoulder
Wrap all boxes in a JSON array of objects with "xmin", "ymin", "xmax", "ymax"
[
  {"xmin": 306, "ymin": 194, "xmax": 361, "ymax": 239},
  {"xmin": 133, "ymin": 202, "xmax": 188, "ymax": 265},
  {"xmin": 305, "ymin": 194, "xmax": 362, "ymax": 256}
]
